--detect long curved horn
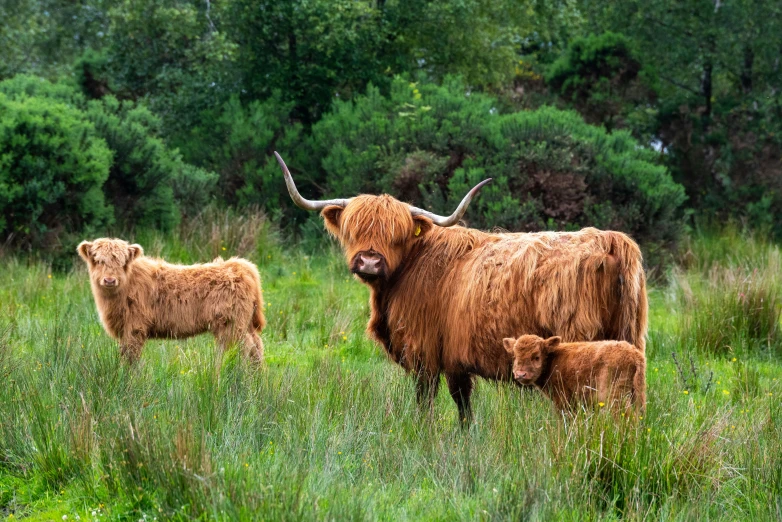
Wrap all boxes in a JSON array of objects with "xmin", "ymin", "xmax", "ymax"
[
  {"xmin": 408, "ymin": 178, "xmax": 492, "ymax": 227},
  {"xmin": 274, "ymin": 152, "xmax": 351, "ymax": 211}
]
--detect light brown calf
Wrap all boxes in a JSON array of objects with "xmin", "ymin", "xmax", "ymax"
[
  {"xmin": 78, "ymin": 238, "xmax": 265, "ymax": 364},
  {"xmin": 504, "ymin": 334, "xmax": 646, "ymax": 414}
]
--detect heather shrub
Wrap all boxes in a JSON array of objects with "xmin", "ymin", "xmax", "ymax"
[
  {"xmin": 0, "ymin": 92, "xmax": 112, "ymax": 249},
  {"xmin": 312, "ymin": 76, "xmax": 685, "ymax": 259}
]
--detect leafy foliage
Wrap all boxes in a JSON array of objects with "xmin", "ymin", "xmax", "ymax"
[
  {"xmin": 546, "ymin": 32, "xmax": 657, "ymax": 131},
  {"xmin": 312, "ymin": 77, "xmax": 685, "ymax": 258},
  {"xmin": 172, "ymin": 93, "xmax": 305, "ymax": 217},
  {"xmin": 0, "ymin": 75, "xmax": 217, "ymax": 248},
  {"xmin": 576, "ymin": 0, "xmax": 782, "ymax": 235},
  {"xmin": 0, "ymin": 92, "xmax": 112, "ymax": 249}
]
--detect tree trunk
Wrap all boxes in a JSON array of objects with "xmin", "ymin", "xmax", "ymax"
[{"xmin": 741, "ymin": 46, "xmax": 754, "ymax": 95}]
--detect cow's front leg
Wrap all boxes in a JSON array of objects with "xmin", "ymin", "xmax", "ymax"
[
  {"xmin": 415, "ymin": 370, "xmax": 440, "ymax": 412},
  {"xmin": 446, "ymin": 372, "xmax": 474, "ymax": 426}
]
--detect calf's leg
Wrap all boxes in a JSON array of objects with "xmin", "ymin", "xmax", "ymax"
[
  {"xmin": 120, "ymin": 330, "xmax": 146, "ymax": 364},
  {"xmin": 243, "ymin": 331, "xmax": 264, "ymax": 364}
]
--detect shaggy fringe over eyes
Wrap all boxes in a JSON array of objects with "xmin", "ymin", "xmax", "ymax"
[
  {"xmin": 84, "ymin": 238, "xmax": 142, "ymax": 267},
  {"xmin": 339, "ymin": 195, "xmax": 416, "ymax": 247}
]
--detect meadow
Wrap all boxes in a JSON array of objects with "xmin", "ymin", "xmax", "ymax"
[{"xmin": 0, "ymin": 211, "xmax": 780, "ymax": 521}]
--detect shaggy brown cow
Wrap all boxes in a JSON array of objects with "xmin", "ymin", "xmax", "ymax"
[
  {"xmin": 274, "ymin": 153, "xmax": 647, "ymax": 422},
  {"xmin": 78, "ymin": 238, "xmax": 265, "ymax": 364},
  {"xmin": 503, "ymin": 334, "xmax": 646, "ymax": 413}
]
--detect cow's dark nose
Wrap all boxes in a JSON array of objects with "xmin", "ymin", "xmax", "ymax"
[
  {"xmin": 103, "ymin": 277, "xmax": 117, "ymax": 286},
  {"xmin": 356, "ymin": 253, "xmax": 382, "ymax": 275}
]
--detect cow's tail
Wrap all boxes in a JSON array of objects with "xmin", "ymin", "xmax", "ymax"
[{"xmin": 608, "ymin": 232, "xmax": 648, "ymax": 352}]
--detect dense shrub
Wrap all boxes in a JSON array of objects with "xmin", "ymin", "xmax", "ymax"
[
  {"xmin": 312, "ymin": 77, "xmax": 686, "ymax": 259},
  {"xmin": 85, "ymin": 96, "xmax": 216, "ymax": 228},
  {"xmin": 0, "ymin": 92, "xmax": 112, "ymax": 249},
  {"xmin": 173, "ymin": 94, "xmax": 305, "ymax": 212},
  {"xmin": 0, "ymin": 75, "xmax": 217, "ymax": 238},
  {"xmin": 545, "ymin": 32, "xmax": 657, "ymax": 132}
]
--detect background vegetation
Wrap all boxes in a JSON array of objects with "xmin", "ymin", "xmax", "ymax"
[{"xmin": 3, "ymin": 0, "xmax": 780, "ymax": 261}]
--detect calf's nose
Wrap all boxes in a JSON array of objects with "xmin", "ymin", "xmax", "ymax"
[
  {"xmin": 103, "ymin": 277, "xmax": 117, "ymax": 285},
  {"xmin": 514, "ymin": 370, "xmax": 526, "ymax": 380}
]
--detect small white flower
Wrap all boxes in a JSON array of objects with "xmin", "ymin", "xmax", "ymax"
[{"xmin": 63, "ymin": 516, "xmax": 68, "ymax": 521}]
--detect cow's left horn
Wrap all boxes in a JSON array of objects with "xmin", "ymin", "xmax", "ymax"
[
  {"xmin": 274, "ymin": 152, "xmax": 352, "ymax": 211},
  {"xmin": 409, "ymin": 178, "xmax": 492, "ymax": 227}
]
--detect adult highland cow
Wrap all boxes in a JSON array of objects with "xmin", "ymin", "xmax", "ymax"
[{"xmin": 274, "ymin": 153, "xmax": 647, "ymax": 422}]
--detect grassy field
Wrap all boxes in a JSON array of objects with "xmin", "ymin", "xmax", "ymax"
[{"xmin": 1, "ymin": 214, "xmax": 780, "ymax": 521}]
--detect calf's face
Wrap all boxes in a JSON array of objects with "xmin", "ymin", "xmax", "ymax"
[
  {"xmin": 322, "ymin": 195, "xmax": 432, "ymax": 283},
  {"xmin": 503, "ymin": 335, "xmax": 561, "ymax": 384},
  {"xmin": 77, "ymin": 238, "xmax": 143, "ymax": 293}
]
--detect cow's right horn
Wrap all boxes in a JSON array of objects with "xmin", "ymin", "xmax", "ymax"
[
  {"xmin": 408, "ymin": 178, "xmax": 492, "ymax": 227},
  {"xmin": 274, "ymin": 152, "xmax": 352, "ymax": 211}
]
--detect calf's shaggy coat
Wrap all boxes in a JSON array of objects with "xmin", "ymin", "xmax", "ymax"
[
  {"xmin": 504, "ymin": 334, "xmax": 646, "ymax": 413},
  {"xmin": 78, "ymin": 238, "xmax": 265, "ymax": 363}
]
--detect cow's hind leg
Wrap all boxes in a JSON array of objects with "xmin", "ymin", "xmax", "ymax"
[
  {"xmin": 415, "ymin": 371, "xmax": 440, "ymax": 413},
  {"xmin": 446, "ymin": 372, "xmax": 474, "ymax": 426}
]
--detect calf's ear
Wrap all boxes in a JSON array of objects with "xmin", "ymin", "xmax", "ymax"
[
  {"xmin": 502, "ymin": 338, "xmax": 516, "ymax": 354},
  {"xmin": 321, "ymin": 205, "xmax": 344, "ymax": 236},
  {"xmin": 127, "ymin": 244, "xmax": 144, "ymax": 263},
  {"xmin": 77, "ymin": 241, "xmax": 93, "ymax": 263},
  {"xmin": 412, "ymin": 215, "xmax": 433, "ymax": 238},
  {"xmin": 544, "ymin": 336, "xmax": 562, "ymax": 351}
]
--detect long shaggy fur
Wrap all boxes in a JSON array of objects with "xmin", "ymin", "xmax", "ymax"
[
  {"xmin": 504, "ymin": 335, "xmax": 647, "ymax": 414},
  {"xmin": 321, "ymin": 195, "xmax": 648, "ymax": 418},
  {"xmin": 78, "ymin": 238, "xmax": 265, "ymax": 364}
]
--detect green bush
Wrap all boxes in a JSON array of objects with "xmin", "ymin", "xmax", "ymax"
[
  {"xmin": 85, "ymin": 96, "xmax": 217, "ymax": 228},
  {"xmin": 0, "ymin": 75, "xmax": 217, "ymax": 238},
  {"xmin": 0, "ymin": 92, "xmax": 113, "ymax": 249},
  {"xmin": 545, "ymin": 32, "xmax": 657, "ymax": 132},
  {"xmin": 312, "ymin": 76, "xmax": 686, "ymax": 259},
  {"xmin": 173, "ymin": 93, "xmax": 308, "ymax": 220}
]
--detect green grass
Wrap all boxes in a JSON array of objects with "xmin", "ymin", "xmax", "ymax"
[{"xmin": 1, "ymin": 217, "xmax": 781, "ymax": 520}]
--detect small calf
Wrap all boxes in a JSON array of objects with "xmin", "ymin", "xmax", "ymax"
[
  {"xmin": 78, "ymin": 238, "xmax": 266, "ymax": 364},
  {"xmin": 503, "ymin": 335, "xmax": 646, "ymax": 413}
]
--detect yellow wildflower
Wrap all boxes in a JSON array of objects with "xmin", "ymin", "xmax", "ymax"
[
  {"xmin": 683, "ymin": 390, "xmax": 689, "ymax": 395},
  {"xmin": 598, "ymin": 402, "xmax": 605, "ymax": 407}
]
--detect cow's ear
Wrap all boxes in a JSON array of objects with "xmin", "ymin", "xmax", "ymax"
[
  {"xmin": 77, "ymin": 241, "xmax": 93, "ymax": 264},
  {"xmin": 412, "ymin": 215, "xmax": 433, "ymax": 238},
  {"xmin": 127, "ymin": 244, "xmax": 144, "ymax": 264},
  {"xmin": 321, "ymin": 205, "xmax": 344, "ymax": 236},
  {"xmin": 503, "ymin": 338, "xmax": 516, "ymax": 354}
]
